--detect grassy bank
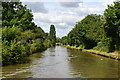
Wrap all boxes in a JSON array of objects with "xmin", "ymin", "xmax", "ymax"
[{"xmin": 65, "ymin": 45, "xmax": 120, "ymax": 60}]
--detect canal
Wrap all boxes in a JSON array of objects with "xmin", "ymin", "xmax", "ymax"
[{"xmin": 1, "ymin": 46, "xmax": 119, "ymax": 78}]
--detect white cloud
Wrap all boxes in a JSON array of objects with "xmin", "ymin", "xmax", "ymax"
[
  {"xmin": 100, "ymin": 0, "xmax": 116, "ymax": 7},
  {"xmin": 32, "ymin": 12, "xmax": 81, "ymax": 37},
  {"xmin": 58, "ymin": 23, "xmax": 67, "ymax": 26},
  {"xmin": 33, "ymin": 13, "xmax": 81, "ymax": 26},
  {"xmin": 21, "ymin": 0, "xmax": 116, "ymax": 37},
  {"xmin": 22, "ymin": 2, "xmax": 48, "ymax": 13},
  {"xmin": 60, "ymin": 2, "xmax": 82, "ymax": 7},
  {"xmin": 21, "ymin": 0, "xmax": 82, "ymax": 2},
  {"xmin": 74, "ymin": 0, "xmax": 116, "ymax": 16}
]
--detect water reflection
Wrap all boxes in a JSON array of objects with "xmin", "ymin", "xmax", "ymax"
[
  {"xmin": 67, "ymin": 48, "xmax": 118, "ymax": 78},
  {"xmin": 29, "ymin": 46, "xmax": 73, "ymax": 78},
  {"xmin": 1, "ymin": 46, "xmax": 119, "ymax": 78}
]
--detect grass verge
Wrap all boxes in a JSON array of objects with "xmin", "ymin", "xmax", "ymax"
[{"xmin": 64, "ymin": 45, "xmax": 120, "ymax": 60}]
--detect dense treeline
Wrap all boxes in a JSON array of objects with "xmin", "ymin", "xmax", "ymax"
[
  {"xmin": 104, "ymin": 1, "xmax": 120, "ymax": 52},
  {"xmin": 2, "ymin": 2, "xmax": 56, "ymax": 66},
  {"xmin": 61, "ymin": 1, "xmax": 120, "ymax": 53}
]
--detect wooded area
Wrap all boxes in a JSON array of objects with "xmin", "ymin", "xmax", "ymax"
[
  {"xmin": 61, "ymin": 1, "xmax": 120, "ymax": 53},
  {"xmin": 1, "ymin": 2, "xmax": 56, "ymax": 66}
]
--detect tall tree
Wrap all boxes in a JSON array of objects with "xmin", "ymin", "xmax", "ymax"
[
  {"xmin": 49, "ymin": 25, "xmax": 56, "ymax": 46},
  {"xmin": 2, "ymin": 2, "xmax": 35, "ymax": 30},
  {"xmin": 104, "ymin": 1, "xmax": 120, "ymax": 52}
]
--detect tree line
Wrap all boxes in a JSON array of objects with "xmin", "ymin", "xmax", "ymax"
[
  {"xmin": 61, "ymin": 1, "xmax": 120, "ymax": 53},
  {"xmin": 1, "ymin": 1, "xmax": 56, "ymax": 66}
]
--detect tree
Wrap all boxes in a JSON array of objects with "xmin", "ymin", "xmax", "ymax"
[
  {"xmin": 49, "ymin": 25, "xmax": 56, "ymax": 46},
  {"xmin": 2, "ymin": 26, "xmax": 21, "ymax": 42},
  {"xmin": 61, "ymin": 36, "xmax": 68, "ymax": 45},
  {"xmin": 104, "ymin": 1, "xmax": 120, "ymax": 52},
  {"xmin": 2, "ymin": 1, "xmax": 53, "ymax": 66},
  {"xmin": 56, "ymin": 37, "xmax": 61, "ymax": 43},
  {"xmin": 67, "ymin": 14, "xmax": 104, "ymax": 49},
  {"xmin": 33, "ymin": 27, "xmax": 46, "ymax": 39},
  {"xmin": 2, "ymin": 2, "xmax": 36, "ymax": 30}
]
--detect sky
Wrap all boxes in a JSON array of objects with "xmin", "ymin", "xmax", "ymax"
[{"xmin": 20, "ymin": 0, "xmax": 116, "ymax": 38}]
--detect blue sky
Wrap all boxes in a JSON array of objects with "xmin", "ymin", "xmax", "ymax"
[{"xmin": 21, "ymin": 0, "xmax": 115, "ymax": 38}]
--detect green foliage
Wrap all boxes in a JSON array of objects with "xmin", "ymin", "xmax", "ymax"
[
  {"xmin": 67, "ymin": 14, "xmax": 104, "ymax": 49},
  {"xmin": 63, "ymin": 1, "xmax": 120, "ymax": 53},
  {"xmin": 104, "ymin": 1, "xmax": 120, "ymax": 52},
  {"xmin": 2, "ymin": 1, "xmax": 53, "ymax": 66},
  {"xmin": 2, "ymin": 41, "xmax": 27, "ymax": 65},
  {"xmin": 0, "ymin": 28, "xmax": 1, "ymax": 41},
  {"xmin": 61, "ymin": 36, "xmax": 68, "ymax": 45},
  {"xmin": 0, "ymin": 20, "xmax": 2, "ymax": 26},
  {"xmin": 30, "ymin": 43, "xmax": 37, "ymax": 53},
  {"xmin": 34, "ymin": 39, "xmax": 46, "ymax": 52},
  {"xmin": 33, "ymin": 27, "xmax": 46, "ymax": 39},
  {"xmin": 49, "ymin": 25, "xmax": 56, "ymax": 46},
  {"xmin": 43, "ymin": 40, "xmax": 52, "ymax": 48},
  {"xmin": 2, "ymin": 2, "xmax": 35, "ymax": 30},
  {"xmin": 93, "ymin": 38, "xmax": 112, "ymax": 52},
  {"xmin": 2, "ymin": 26, "xmax": 21, "ymax": 42},
  {"xmin": 56, "ymin": 37, "xmax": 61, "ymax": 43},
  {"xmin": 19, "ymin": 30, "xmax": 35, "ymax": 41}
]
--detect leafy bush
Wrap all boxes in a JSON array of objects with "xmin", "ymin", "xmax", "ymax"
[
  {"xmin": 43, "ymin": 40, "xmax": 52, "ymax": 48},
  {"xmin": 93, "ymin": 38, "xmax": 112, "ymax": 52},
  {"xmin": 34, "ymin": 39, "xmax": 46, "ymax": 52},
  {"xmin": 19, "ymin": 30, "xmax": 35, "ymax": 41},
  {"xmin": 2, "ymin": 26, "xmax": 21, "ymax": 42},
  {"xmin": 30, "ymin": 43, "xmax": 37, "ymax": 53},
  {"xmin": 2, "ymin": 41, "xmax": 31, "ymax": 66}
]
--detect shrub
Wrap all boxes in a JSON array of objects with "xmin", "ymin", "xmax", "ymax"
[
  {"xmin": 34, "ymin": 39, "xmax": 46, "ymax": 52},
  {"xmin": 30, "ymin": 43, "xmax": 37, "ymax": 53},
  {"xmin": 93, "ymin": 38, "xmax": 112, "ymax": 52},
  {"xmin": 2, "ymin": 40, "xmax": 30, "ymax": 65},
  {"xmin": 2, "ymin": 26, "xmax": 21, "ymax": 42},
  {"xmin": 43, "ymin": 40, "xmax": 52, "ymax": 48}
]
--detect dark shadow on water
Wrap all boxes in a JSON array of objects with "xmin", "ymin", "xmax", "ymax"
[{"xmin": 2, "ymin": 57, "xmax": 32, "ymax": 67}]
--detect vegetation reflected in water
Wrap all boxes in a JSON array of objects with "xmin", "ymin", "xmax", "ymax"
[{"xmin": 1, "ymin": 46, "xmax": 119, "ymax": 78}]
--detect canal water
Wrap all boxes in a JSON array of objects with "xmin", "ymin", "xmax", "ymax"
[{"xmin": 1, "ymin": 46, "xmax": 119, "ymax": 78}]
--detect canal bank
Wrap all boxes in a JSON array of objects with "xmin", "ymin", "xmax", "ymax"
[{"xmin": 65, "ymin": 45, "xmax": 120, "ymax": 60}]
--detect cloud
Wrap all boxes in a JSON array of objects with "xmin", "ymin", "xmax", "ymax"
[
  {"xmin": 60, "ymin": 2, "xmax": 82, "ymax": 7},
  {"xmin": 74, "ymin": 1, "xmax": 108, "ymax": 16},
  {"xmin": 21, "ymin": 0, "xmax": 82, "ymax": 2},
  {"xmin": 58, "ymin": 22, "xmax": 67, "ymax": 27},
  {"xmin": 21, "ymin": 0, "xmax": 116, "ymax": 38},
  {"xmin": 22, "ymin": 2, "xmax": 48, "ymax": 13},
  {"xmin": 32, "ymin": 12, "xmax": 82, "ymax": 37},
  {"xmin": 100, "ymin": 0, "xmax": 115, "ymax": 6},
  {"xmin": 33, "ymin": 12, "xmax": 81, "ymax": 26},
  {"xmin": 75, "ymin": 5, "xmax": 90, "ymax": 16}
]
